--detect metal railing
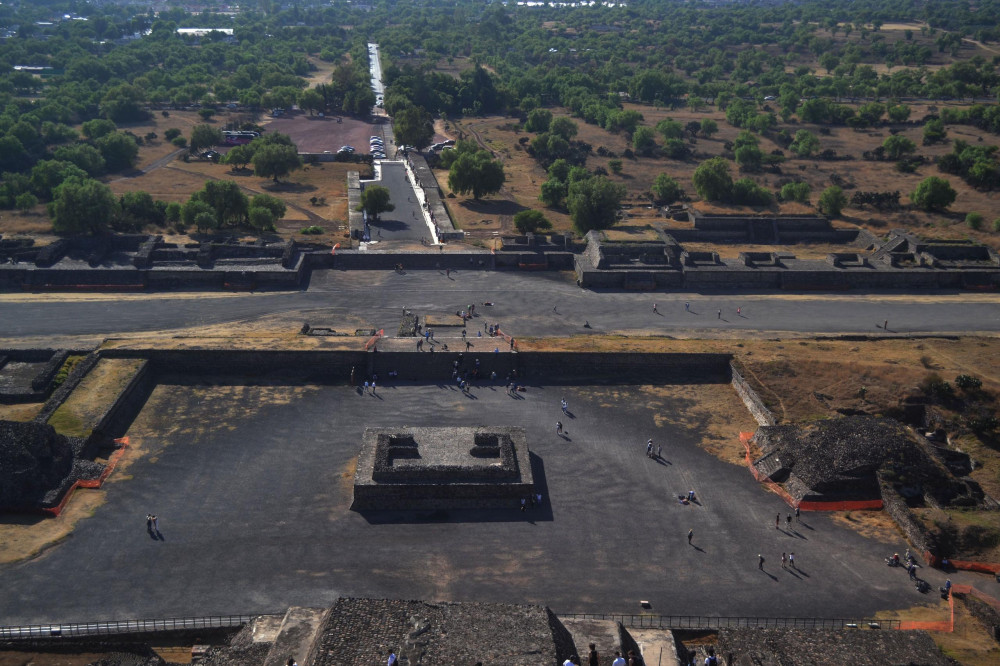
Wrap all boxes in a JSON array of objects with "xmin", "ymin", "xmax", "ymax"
[
  {"xmin": 0, "ymin": 614, "xmax": 255, "ymax": 640},
  {"xmin": 558, "ymin": 613, "xmax": 901, "ymax": 631}
]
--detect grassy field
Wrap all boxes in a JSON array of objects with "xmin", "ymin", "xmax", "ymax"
[{"xmin": 47, "ymin": 358, "xmax": 145, "ymax": 438}]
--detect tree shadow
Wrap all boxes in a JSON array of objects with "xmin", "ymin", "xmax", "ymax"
[
  {"xmin": 263, "ymin": 181, "xmax": 317, "ymax": 193},
  {"xmin": 458, "ymin": 199, "xmax": 528, "ymax": 217}
]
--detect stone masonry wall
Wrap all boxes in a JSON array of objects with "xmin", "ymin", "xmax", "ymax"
[{"xmin": 730, "ymin": 360, "xmax": 777, "ymax": 426}]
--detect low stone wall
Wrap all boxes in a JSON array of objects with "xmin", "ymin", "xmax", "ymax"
[
  {"xmin": 731, "ymin": 360, "xmax": 776, "ymax": 426},
  {"xmin": 102, "ymin": 348, "xmax": 367, "ymax": 379},
  {"xmin": 878, "ymin": 473, "xmax": 939, "ymax": 558},
  {"xmin": 85, "ymin": 360, "xmax": 154, "ymax": 449},
  {"xmin": 33, "ymin": 352, "xmax": 102, "ymax": 425},
  {"xmin": 515, "ymin": 352, "xmax": 731, "ymax": 384}
]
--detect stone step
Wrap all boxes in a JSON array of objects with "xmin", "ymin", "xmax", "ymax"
[
  {"xmin": 628, "ymin": 628, "xmax": 681, "ymax": 666},
  {"xmin": 753, "ymin": 450, "xmax": 784, "ymax": 480},
  {"xmin": 251, "ymin": 614, "xmax": 285, "ymax": 644},
  {"xmin": 263, "ymin": 606, "xmax": 330, "ymax": 666},
  {"xmin": 560, "ymin": 618, "xmax": 622, "ymax": 666}
]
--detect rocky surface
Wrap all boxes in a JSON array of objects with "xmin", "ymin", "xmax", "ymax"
[
  {"xmin": 313, "ymin": 598, "xmax": 564, "ymax": 666},
  {"xmin": 714, "ymin": 627, "xmax": 951, "ymax": 665},
  {"xmin": 0, "ymin": 420, "xmax": 74, "ymax": 509}
]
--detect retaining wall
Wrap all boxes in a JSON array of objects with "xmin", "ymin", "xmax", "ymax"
[
  {"xmin": 731, "ymin": 361, "xmax": 776, "ymax": 426},
  {"xmin": 33, "ymin": 352, "xmax": 102, "ymax": 425},
  {"xmin": 85, "ymin": 361, "xmax": 154, "ymax": 448}
]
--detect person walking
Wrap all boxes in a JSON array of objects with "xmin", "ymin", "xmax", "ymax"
[
  {"xmin": 795, "ymin": 506, "xmax": 800, "ymax": 522},
  {"xmin": 611, "ymin": 652, "xmax": 626, "ymax": 666},
  {"xmin": 370, "ymin": 379, "xmax": 376, "ymax": 395},
  {"xmin": 657, "ymin": 445, "xmax": 662, "ymax": 459},
  {"xmin": 737, "ymin": 306, "xmax": 742, "ymax": 316},
  {"xmin": 789, "ymin": 552, "xmax": 795, "ymax": 569},
  {"xmin": 781, "ymin": 552, "xmax": 787, "ymax": 569},
  {"xmin": 776, "ymin": 514, "xmax": 780, "ymax": 529},
  {"xmin": 556, "ymin": 421, "xmax": 563, "ymax": 435},
  {"xmin": 786, "ymin": 514, "xmax": 792, "ymax": 529},
  {"xmin": 561, "ymin": 398, "xmax": 568, "ymax": 414},
  {"xmin": 646, "ymin": 439, "xmax": 653, "ymax": 457},
  {"xmin": 588, "ymin": 643, "xmax": 600, "ymax": 666},
  {"xmin": 687, "ymin": 529, "xmax": 693, "ymax": 545},
  {"xmin": 146, "ymin": 514, "xmax": 153, "ymax": 531},
  {"xmin": 151, "ymin": 515, "xmax": 158, "ymax": 532},
  {"xmin": 685, "ymin": 302, "xmax": 690, "ymax": 312},
  {"xmin": 717, "ymin": 309, "xmax": 722, "ymax": 319},
  {"xmin": 652, "ymin": 303, "xmax": 658, "ymax": 314},
  {"xmin": 758, "ymin": 554, "xmax": 765, "ymax": 570}
]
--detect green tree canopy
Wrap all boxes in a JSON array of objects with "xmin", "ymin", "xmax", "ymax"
[
  {"xmin": 651, "ymin": 173, "xmax": 683, "ymax": 204},
  {"xmin": 656, "ymin": 118, "xmax": 684, "ymax": 141},
  {"xmin": 30, "ymin": 160, "xmax": 88, "ymax": 201},
  {"xmin": 393, "ymin": 106, "xmax": 434, "ymax": 149},
  {"xmin": 448, "ymin": 151, "xmax": 506, "ymax": 200},
  {"xmin": 53, "ymin": 144, "xmax": 106, "ymax": 177},
  {"xmin": 525, "ymin": 108, "xmax": 552, "ymax": 133},
  {"xmin": 692, "ymin": 157, "xmax": 734, "ymax": 202},
  {"xmin": 883, "ymin": 135, "xmax": 917, "ymax": 160},
  {"xmin": 790, "ymin": 130, "xmax": 821, "ymax": 157},
  {"xmin": 357, "ymin": 184, "xmax": 394, "ymax": 222},
  {"xmin": 549, "ymin": 117, "xmax": 578, "ymax": 141},
  {"xmin": 190, "ymin": 125, "xmax": 223, "ymax": 153},
  {"xmin": 818, "ymin": 185, "xmax": 847, "ymax": 216},
  {"xmin": 566, "ymin": 176, "xmax": 625, "ymax": 234},
  {"xmin": 632, "ymin": 126, "xmax": 656, "ymax": 156},
  {"xmin": 95, "ymin": 132, "xmax": 139, "ymax": 172},
  {"xmin": 513, "ymin": 209, "xmax": 552, "ymax": 233},
  {"xmin": 252, "ymin": 144, "xmax": 302, "ymax": 183},
  {"xmin": 699, "ymin": 118, "xmax": 719, "ymax": 138},
  {"xmin": 50, "ymin": 177, "xmax": 117, "ymax": 235},
  {"xmin": 911, "ymin": 176, "xmax": 957, "ymax": 211},
  {"xmin": 191, "ymin": 180, "xmax": 249, "ymax": 227}
]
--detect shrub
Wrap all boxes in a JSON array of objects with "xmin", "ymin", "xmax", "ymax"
[
  {"xmin": 164, "ymin": 128, "xmax": 182, "ymax": 141},
  {"xmin": 171, "ymin": 136, "xmax": 187, "ymax": 147},
  {"xmin": 300, "ymin": 225, "xmax": 324, "ymax": 235},
  {"xmin": 955, "ymin": 374, "xmax": 983, "ymax": 391},
  {"xmin": 608, "ymin": 159, "xmax": 623, "ymax": 174},
  {"xmin": 966, "ymin": 212, "xmax": 984, "ymax": 230},
  {"xmin": 513, "ymin": 209, "xmax": 552, "ymax": 233}
]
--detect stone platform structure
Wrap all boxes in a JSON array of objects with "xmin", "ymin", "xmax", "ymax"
[{"xmin": 352, "ymin": 426, "xmax": 534, "ymax": 510}]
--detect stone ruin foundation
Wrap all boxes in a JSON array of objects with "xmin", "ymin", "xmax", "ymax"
[{"xmin": 352, "ymin": 426, "xmax": 534, "ymax": 510}]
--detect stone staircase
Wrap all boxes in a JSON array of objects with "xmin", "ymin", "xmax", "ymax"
[
  {"xmin": 561, "ymin": 618, "xmax": 622, "ymax": 665},
  {"xmin": 753, "ymin": 450, "xmax": 786, "ymax": 481},
  {"xmin": 261, "ymin": 607, "xmax": 330, "ymax": 666}
]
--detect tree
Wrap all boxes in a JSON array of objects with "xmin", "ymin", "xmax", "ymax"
[
  {"xmin": 298, "ymin": 88, "xmax": 325, "ymax": 116},
  {"xmin": 95, "ymin": 132, "xmax": 139, "ymax": 172},
  {"xmin": 700, "ymin": 118, "xmax": 719, "ymax": 138},
  {"xmin": 99, "ymin": 84, "xmax": 147, "ymax": 123},
  {"xmin": 191, "ymin": 180, "xmax": 249, "ymax": 227},
  {"xmin": 540, "ymin": 179, "xmax": 567, "ymax": 207},
  {"xmin": 566, "ymin": 176, "xmax": 625, "ymax": 234},
  {"xmin": 166, "ymin": 201, "xmax": 182, "ymax": 224},
  {"xmin": 525, "ymin": 108, "xmax": 552, "ymax": 133},
  {"xmin": 883, "ymin": 135, "xmax": 916, "ymax": 160},
  {"xmin": 448, "ymin": 151, "xmax": 505, "ymax": 199},
  {"xmin": 182, "ymin": 199, "xmax": 217, "ymax": 231},
  {"xmin": 735, "ymin": 145, "xmax": 764, "ymax": 171},
  {"xmin": 15, "ymin": 192, "xmax": 38, "ymax": 212},
  {"xmin": 252, "ymin": 144, "xmax": 302, "ymax": 183},
  {"xmin": 248, "ymin": 206, "xmax": 276, "ymax": 232},
  {"xmin": 549, "ymin": 117, "xmax": 578, "ymax": 141},
  {"xmin": 393, "ymin": 106, "xmax": 434, "ymax": 149},
  {"xmin": 513, "ymin": 209, "xmax": 552, "ymax": 233},
  {"xmin": 887, "ymin": 105, "xmax": 911, "ymax": 123},
  {"xmin": 732, "ymin": 178, "xmax": 773, "ymax": 206},
  {"xmin": 251, "ymin": 193, "xmax": 287, "ymax": 220},
  {"xmin": 190, "ymin": 125, "xmax": 223, "ymax": 153},
  {"xmin": 780, "ymin": 182, "xmax": 811, "ymax": 203},
  {"xmin": 81, "ymin": 118, "xmax": 117, "ymax": 140},
  {"xmin": 923, "ymin": 118, "xmax": 947, "ymax": 145},
  {"xmin": 118, "ymin": 190, "xmax": 164, "ymax": 229},
  {"xmin": 911, "ymin": 177, "xmax": 957, "ymax": 211},
  {"xmin": 818, "ymin": 185, "xmax": 847, "ymax": 216},
  {"xmin": 790, "ymin": 130, "xmax": 821, "ymax": 157},
  {"xmin": 53, "ymin": 145, "xmax": 106, "ymax": 177},
  {"xmin": 651, "ymin": 173, "xmax": 683, "ymax": 204},
  {"xmin": 692, "ymin": 157, "xmax": 734, "ymax": 202},
  {"xmin": 0, "ymin": 137, "xmax": 29, "ymax": 174},
  {"xmin": 223, "ymin": 144, "xmax": 256, "ymax": 170},
  {"xmin": 632, "ymin": 126, "xmax": 656, "ymax": 156},
  {"xmin": 30, "ymin": 160, "xmax": 88, "ymax": 201},
  {"xmin": 656, "ymin": 118, "xmax": 684, "ymax": 141},
  {"xmin": 357, "ymin": 184, "xmax": 394, "ymax": 221},
  {"xmin": 50, "ymin": 177, "xmax": 117, "ymax": 234}
]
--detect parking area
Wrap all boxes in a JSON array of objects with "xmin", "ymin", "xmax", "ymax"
[{"xmin": 261, "ymin": 113, "xmax": 387, "ymax": 155}]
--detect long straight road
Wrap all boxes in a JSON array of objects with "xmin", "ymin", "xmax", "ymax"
[{"xmin": 2, "ymin": 270, "xmax": 999, "ymax": 343}]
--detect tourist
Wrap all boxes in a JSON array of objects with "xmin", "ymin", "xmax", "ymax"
[
  {"xmin": 687, "ymin": 529, "xmax": 693, "ymax": 545},
  {"xmin": 658, "ymin": 445, "xmax": 663, "ymax": 459},
  {"xmin": 364, "ymin": 380, "xmax": 370, "ymax": 394},
  {"xmin": 646, "ymin": 440, "xmax": 653, "ymax": 457},
  {"xmin": 795, "ymin": 507, "xmax": 800, "ymax": 522},
  {"xmin": 789, "ymin": 552, "xmax": 795, "ymax": 569},
  {"xmin": 387, "ymin": 652, "xmax": 397, "ymax": 666},
  {"xmin": 781, "ymin": 552, "xmax": 787, "ymax": 569},
  {"xmin": 685, "ymin": 302, "xmax": 690, "ymax": 311},
  {"xmin": 758, "ymin": 554, "xmax": 765, "ymax": 570},
  {"xmin": 561, "ymin": 398, "xmax": 569, "ymax": 414},
  {"xmin": 588, "ymin": 643, "xmax": 600, "ymax": 666},
  {"xmin": 776, "ymin": 514, "xmax": 780, "ymax": 529},
  {"xmin": 717, "ymin": 309, "xmax": 722, "ymax": 319},
  {"xmin": 612, "ymin": 651, "xmax": 626, "ymax": 666},
  {"xmin": 556, "ymin": 421, "xmax": 563, "ymax": 435},
  {"xmin": 786, "ymin": 514, "xmax": 792, "ymax": 529},
  {"xmin": 652, "ymin": 303, "xmax": 658, "ymax": 313}
]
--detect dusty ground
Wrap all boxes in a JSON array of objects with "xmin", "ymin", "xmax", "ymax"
[
  {"xmin": 47, "ymin": 358, "xmax": 145, "ymax": 438},
  {"xmin": 261, "ymin": 111, "xmax": 386, "ymax": 155},
  {"xmin": 0, "ymin": 402, "xmax": 43, "ymax": 422},
  {"xmin": 438, "ymin": 100, "xmax": 1000, "ymax": 250},
  {"xmin": 0, "ymin": 491, "xmax": 105, "ymax": 565}
]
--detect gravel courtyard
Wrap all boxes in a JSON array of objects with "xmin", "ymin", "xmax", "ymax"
[{"xmin": 0, "ymin": 377, "xmax": 928, "ymax": 624}]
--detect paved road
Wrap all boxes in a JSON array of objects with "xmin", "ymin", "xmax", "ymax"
[
  {"xmin": 0, "ymin": 382, "xmax": 946, "ymax": 624},
  {"xmin": 2, "ymin": 271, "xmax": 999, "ymax": 343},
  {"xmin": 364, "ymin": 163, "xmax": 427, "ymax": 242}
]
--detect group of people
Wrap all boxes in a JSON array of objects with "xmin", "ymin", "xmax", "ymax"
[{"xmin": 562, "ymin": 645, "xmax": 644, "ymax": 665}]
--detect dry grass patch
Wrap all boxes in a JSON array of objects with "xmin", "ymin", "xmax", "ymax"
[
  {"xmin": 0, "ymin": 490, "xmax": 105, "ymax": 565},
  {"xmin": 831, "ymin": 510, "xmax": 901, "ymax": 543},
  {"xmin": 0, "ymin": 402, "xmax": 43, "ymax": 422},
  {"xmin": 48, "ymin": 358, "xmax": 145, "ymax": 438}
]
